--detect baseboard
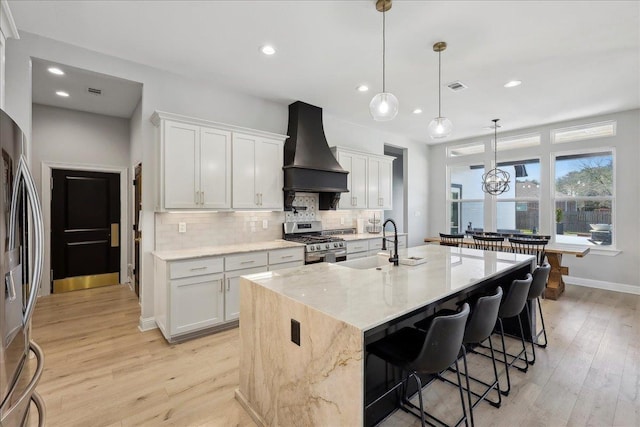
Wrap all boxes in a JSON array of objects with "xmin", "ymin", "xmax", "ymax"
[
  {"xmin": 565, "ymin": 275, "xmax": 640, "ymax": 295},
  {"xmin": 235, "ymin": 389, "xmax": 266, "ymax": 427},
  {"xmin": 138, "ymin": 316, "xmax": 158, "ymax": 332}
]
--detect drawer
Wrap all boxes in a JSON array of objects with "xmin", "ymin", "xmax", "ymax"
[
  {"xmin": 170, "ymin": 257, "xmax": 224, "ymax": 279},
  {"xmin": 269, "ymin": 247, "xmax": 304, "ymax": 265},
  {"xmin": 225, "ymin": 251, "xmax": 268, "ymax": 272},
  {"xmin": 368, "ymin": 238, "xmax": 384, "ymax": 251},
  {"xmin": 347, "ymin": 241, "xmax": 369, "ymax": 254},
  {"xmin": 268, "ymin": 261, "xmax": 303, "ymax": 271}
]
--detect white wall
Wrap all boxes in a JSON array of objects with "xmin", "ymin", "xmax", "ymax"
[
  {"xmin": 428, "ymin": 109, "xmax": 640, "ymax": 290},
  {"xmin": 6, "ymin": 32, "xmax": 430, "ymax": 328}
]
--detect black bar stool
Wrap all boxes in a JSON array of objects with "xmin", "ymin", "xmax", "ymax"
[
  {"xmin": 526, "ymin": 263, "xmax": 551, "ymax": 364},
  {"xmin": 366, "ymin": 304, "xmax": 471, "ymax": 427},
  {"xmin": 508, "ymin": 237, "xmax": 549, "ymax": 265},
  {"xmin": 415, "ymin": 287, "xmax": 504, "ymax": 426}
]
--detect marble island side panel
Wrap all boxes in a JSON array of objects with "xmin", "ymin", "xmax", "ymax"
[{"xmin": 237, "ymin": 274, "xmax": 363, "ymax": 426}]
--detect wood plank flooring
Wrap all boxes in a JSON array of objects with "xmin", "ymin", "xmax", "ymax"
[{"xmin": 27, "ymin": 283, "xmax": 640, "ymax": 427}]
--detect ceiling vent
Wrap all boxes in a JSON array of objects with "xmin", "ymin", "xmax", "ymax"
[
  {"xmin": 87, "ymin": 87, "xmax": 102, "ymax": 95},
  {"xmin": 446, "ymin": 81, "xmax": 467, "ymax": 92}
]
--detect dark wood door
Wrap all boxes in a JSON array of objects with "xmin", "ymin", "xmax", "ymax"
[
  {"xmin": 51, "ymin": 169, "xmax": 120, "ymax": 293},
  {"xmin": 133, "ymin": 163, "xmax": 141, "ymax": 297}
]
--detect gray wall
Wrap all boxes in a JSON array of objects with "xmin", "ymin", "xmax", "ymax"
[{"xmin": 428, "ymin": 109, "xmax": 640, "ymax": 290}]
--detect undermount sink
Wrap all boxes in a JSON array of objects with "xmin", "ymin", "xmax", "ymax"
[{"xmin": 339, "ymin": 254, "xmax": 392, "ymax": 270}]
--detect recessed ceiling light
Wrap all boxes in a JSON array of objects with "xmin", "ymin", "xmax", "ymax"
[
  {"xmin": 55, "ymin": 91, "xmax": 70, "ymax": 97},
  {"xmin": 356, "ymin": 85, "xmax": 369, "ymax": 92},
  {"xmin": 48, "ymin": 67, "xmax": 65, "ymax": 75},
  {"xmin": 260, "ymin": 45, "xmax": 276, "ymax": 55},
  {"xmin": 504, "ymin": 80, "xmax": 522, "ymax": 88},
  {"xmin": 412, "ymin": 108, "xmax": 423, "ymax": 114}
]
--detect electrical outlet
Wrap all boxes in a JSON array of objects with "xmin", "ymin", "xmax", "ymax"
[
  {"xmin": 178, "ymin": 222, "xmax": 187, "ymax": 233},
  {"xmin": 291, "ymin": 319, "xmax": 300, "ymax": 346},
  {"xmin": 262, "ymin": 219, "xmax": 268, "ymax": 229}
]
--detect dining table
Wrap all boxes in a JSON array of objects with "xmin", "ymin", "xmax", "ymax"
[{"xmin": 423, "ymin": 236, "xmax": 590, "ymax": 300}]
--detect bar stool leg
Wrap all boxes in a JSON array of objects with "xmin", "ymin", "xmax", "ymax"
[
  {"xmin": 497, "ymin": 318, "xmax": 512, "ymax": 396},
  {"xmin": 411, "ymin": 373, "xmax": 427, "ymax": 427},
  {"xmin": 460, "ymin": 346, "xmax": 473, "ymax": 427},
  {"xmin": 537, "ymin": 297, "xmax": 548, "ymax": 348},
  {"xmin": 516, "ymin": 315, "xmax": 530, "ymax": 373},
  {"xmin": 487, "ymin": 336, "xmax": 502, "ymax": 408}
]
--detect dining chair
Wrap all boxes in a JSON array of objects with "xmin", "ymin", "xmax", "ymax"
[
  {"xmin": 472, "ymin": 235, "xmax": 505, "ymax": 251},
  {"xmin": 439, "ymin": 233, "xmax": 465, "ymax": 247},
  {"xmin": 508, "ymin": 237, "xmax": 549, "ymax": 265}
]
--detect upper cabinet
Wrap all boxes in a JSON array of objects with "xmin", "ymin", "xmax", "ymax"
[
  {"xmin": 152, "ymin": 111, "xmax": 287, "ymax": 211},
  {"xmin": 368, "ymin": 156, "xmax": 393, "ymax": 210},
  {"xmin": 331, "ymin": 147, "xmax": 394, "ymax": 210},
  {"xmin": 232, "ymin": 133, "xmax": 284, "ymax": 210}
]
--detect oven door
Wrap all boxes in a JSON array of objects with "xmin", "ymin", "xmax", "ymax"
[{"xmin": 305, "ymin": 249, "xmax": 347, "ymax": 265}]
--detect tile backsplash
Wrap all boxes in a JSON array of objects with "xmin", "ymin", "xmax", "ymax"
[{"xmin": 155, "ymin": 194, "xmax": 384, "ymax": 251}]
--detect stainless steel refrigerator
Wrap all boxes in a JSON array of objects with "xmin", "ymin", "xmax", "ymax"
[{"xmin": 0, "ymin": 109, "xmax": 45, "ymax": 426}]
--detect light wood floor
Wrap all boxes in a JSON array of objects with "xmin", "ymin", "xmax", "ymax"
[{"xmin": 27, "ymin": 284, "xmax": 639, "ymax": 427}]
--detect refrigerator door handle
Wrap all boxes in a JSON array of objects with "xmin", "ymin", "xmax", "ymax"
[
  {"xmin": 9, "ymin": 155, "xmax": 45, "ymax": 326},
  {"xmin": 5, "ymin": 270, "xmax": 16, "ymax": 302}
]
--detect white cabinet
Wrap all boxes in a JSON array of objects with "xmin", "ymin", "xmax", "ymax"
[
  {"xmin": 368, "ymin": 156, "xmax": 393, "ymax": 210},
  {"xmin": 225, "ymin": 266, "xmax": 266, "ymax": 321},
  {"xmin": 233, "ymin": 133, "xmax": 284, "ymax": 210},
  {"xmin": 152, "ymin": 111, "xmax": 287, "ymax": 211},
  {"xmin": 170, "ymin": 272, "xmax": 225, "ymax": 336},
  {"xmin": 159, "ymin": 119, "xmax": 231, "ymax": 209},
  {"xmin": 331, "ymin": 147, "xmax": 394, "ymax": 210},
  {"xmin": 332, "ymin": 148, "xmax": 368, "ymax": 209}
]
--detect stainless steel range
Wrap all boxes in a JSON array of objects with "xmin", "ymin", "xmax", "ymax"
[{"xmin": 283, "ymin": 221, "xmax": 346, "ymax": 264}]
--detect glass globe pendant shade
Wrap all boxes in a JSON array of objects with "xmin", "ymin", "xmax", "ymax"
[
  {"xmin": 369, "ymin": 92, "xmax": 399, "ymax": 121},
  {"xmin": 428, "ymin": 116, "xmax": 453, "ymax": 139}
]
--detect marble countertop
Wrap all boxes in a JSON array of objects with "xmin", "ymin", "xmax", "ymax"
[
  {"xmin": 241, "ymin": 245, "xmax": 534, "ymax": 331},
  {"xmin": 153, "ymin": 240, "xmax": 305, "ymax": 261}
]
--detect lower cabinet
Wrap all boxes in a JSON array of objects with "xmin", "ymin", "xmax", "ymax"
[
  {"xmin": 225, "ymin": 266, "xmax": 267, "ymax": 321},
  {"xmin": 154, "ymin": 246, "xmax": 304, "ymax": 342},
  {"xmin": 346, "ymin": 235, "xmax": 409, "ymax": 259},
  {"xmin": 170, "ymin": 272, "xmax": 225, "ymax": 336}
]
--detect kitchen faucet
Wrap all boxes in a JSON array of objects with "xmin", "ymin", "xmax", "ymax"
[{"xmin": 381, "ymin": 218, "xmax": 399, "ymax": 266}]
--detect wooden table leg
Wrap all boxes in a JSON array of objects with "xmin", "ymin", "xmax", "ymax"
[{"xmin": 545, "ymin": 253, "xmax": 569, "ymax": 300}]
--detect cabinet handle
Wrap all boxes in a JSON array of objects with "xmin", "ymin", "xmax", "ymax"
[
  {"xmin": 195, "ymin": 191, "xmax": 199, "ymax": 204},
  {"xmin": 189, "ymin": 266, "xmax": 207, "ymax": 271},
  {"xmin": 220, "ymin": 279, "xmax": 224, "ymax": 293},
  {"xmin": 281, "ymin": 255, "xmax": 294, "ymax": 259},
  {"xmin": 255, "ymin": 193, "xmax": 259, "ymax": 206},
  {"xmin": 200, "ymin": 191, "xmax": 204, "ymax": 204},
  {"xmin": 259, "ymin": 193, "xmax": 263, "ymax": 206},
  {"xmin": 226, "ymin": 278, "xmax": 230, "ymax": 292},
  {"xmin": 241, "ymin": 260, "xmax": 255, "ymax": 264}
]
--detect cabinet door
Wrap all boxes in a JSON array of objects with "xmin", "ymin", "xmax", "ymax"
[
  {"xmin": 232, "ymin": 133, "xmax": 258, "ymax": 208},
  {"xmin": 255, "ymin": 138, "xmax": 283, "ymax": 209},
  {"xmin": 225, "ymin": 266, "xmax": 267, "ymax": 321},
  {"xmin": 200, "ymin": 127, "xmax": 231, "ymax": 209},
  {"xmin": 337, "ymin": 151, "xmax": 368, "ymax": 209},
  {"xmin": 368, "ymin": 157, "xmax": 393, "ymax": 209},
  {"xmin": 164, "ymin": 121, "xmax": 199, "ymax": 208},
  {"xmin": 170, "ymin": 273, "xmax": 224, "ymax": 336}
]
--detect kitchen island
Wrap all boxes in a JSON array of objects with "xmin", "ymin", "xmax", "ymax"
[{"xmin": 235, "ymin": 245, "xmax": 535, "ymax": 426}]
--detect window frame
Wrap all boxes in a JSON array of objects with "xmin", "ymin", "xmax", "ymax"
[
  {"xmin": 551, "ymin": 120, "xmax": 616, "ymax": 144},
  {"xmin": 551, "ymin": 146, "xmax": 616, "ymax": 247},
  {"xmin": 447, "ymin": 162, "xmax": 485, "ymax": 234}
]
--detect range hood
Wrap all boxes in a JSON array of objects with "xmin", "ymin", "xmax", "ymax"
[{"xmin": 283, "ymin": 101, "xmax": 348, "ymax": 210}]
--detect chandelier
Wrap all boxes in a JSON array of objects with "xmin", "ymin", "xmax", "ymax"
[{"xmin": 482, "ymin": 119, "xmax": 511, "ymax": 195}]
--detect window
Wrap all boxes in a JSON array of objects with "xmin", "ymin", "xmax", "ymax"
[
  {"xmin": 447, "ymin": 141, "xmax": 485, "ymax": 158},
  {"xmin": 553, "ymin": 150, "xmax": 614, "ymax": 246},
  {"xmin": 496, "ymin": 159, "xmax": 541, "ymax": 235},
  {"xmin": 496, "ymin": 133, "xmax": 541, "ymax": 151},
  {"xmin": 448, "ymin": 164, "xmax": 484, "ymax": 234},
  {"xmin": 551, "ymin": 121, "xmax": 616, "ymax": 144}
]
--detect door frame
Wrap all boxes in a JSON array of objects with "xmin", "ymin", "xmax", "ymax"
[{"xmin": 41, "ymin": 161, "xmax": 129, "ymax": 296}]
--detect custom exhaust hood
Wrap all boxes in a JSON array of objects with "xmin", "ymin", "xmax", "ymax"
[{"xmin": 283, "ymin": 101, "xmax": 348, "ymax": 210}]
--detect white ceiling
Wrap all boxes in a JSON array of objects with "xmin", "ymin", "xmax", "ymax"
[
  {"xmin": 32, "ymin": 58, "xmax": 142, "ymax": 118},
  {"xmin": 10, "ymin": 0, "xmax": 640, "ymax": 143}
]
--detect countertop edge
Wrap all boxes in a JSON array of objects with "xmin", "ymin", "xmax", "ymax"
[{"xmin": 153, "ymin": 240, "xmax": 305, "ymax": 261}]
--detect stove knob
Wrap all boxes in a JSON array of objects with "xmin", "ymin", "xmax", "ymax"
[
  {"xmin": 325, "ymin": 244, "xmax": 330, "ymax": 249},
  {"xmin": 316, "ymin": 245, "xmax": 321, "ymax": 250},
  {"xmin": 308, "ymin": 246, "xmax": 314, "ymax": 252},
  {"xmin": 333, "ymin": 243, "xmax": 338, "ymax": 248}
]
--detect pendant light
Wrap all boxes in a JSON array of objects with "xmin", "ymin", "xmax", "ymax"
[
  {"xmin": 369, "ymin": 0, "xmax": 398, "ymax": 121},
  {"xmin": 428, "ymin": 41, "xmax": 453, "ymax": 139},
  {"xmin": 482, "ymin": 119, "xmax": 511, "ymax": 195}
]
